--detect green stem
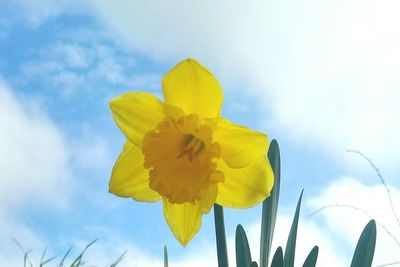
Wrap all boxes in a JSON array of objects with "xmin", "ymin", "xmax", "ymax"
[
  {"xmin": 164, "ymin": 245, "xmax": 168, "ymax": 267},
  {"xmin": 214, "ymin": 204, "xmax": 229, "ymax": 267}
]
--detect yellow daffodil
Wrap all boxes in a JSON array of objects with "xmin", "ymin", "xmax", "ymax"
[{"xmin": 109, "ymin": 59, "xmax": 274, "ymax": 246}]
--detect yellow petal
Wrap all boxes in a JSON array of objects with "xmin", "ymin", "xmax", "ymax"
[
  {"xmin": 216, "ymin": 156, "xmax": 274, "ymax": 208},
  {"xmin": 199, "ymin": 184, "xmax": 218, "ymax": 213},
  {"xmin": 212, "ymin": 118, "xmax": 268, "ymax": 168},
  {"xmin": 163, "ymin": 198, "xmax": 203, "ymax": 246},
  {"xmin": 109, "ymin": 141, "xmax": 161, "ymax": 202},
  {"xmin": 162, "ymin": 58, "xmax": 223, "ymax": 118},
  {"xmin": 110, "ymin": 92, "xmax": 165, "ymax": 147}
]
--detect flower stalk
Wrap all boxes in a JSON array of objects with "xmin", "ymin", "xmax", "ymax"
[{"xmin": 214, "ymin": 204, "xmax": 229, "ymax": 267}]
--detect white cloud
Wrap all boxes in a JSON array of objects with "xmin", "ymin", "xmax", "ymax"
[
  {"xmin": 19, "ymin": 39, "xmax": 146, "ymax": 97},
  {"xmin": 3, "ymin": 0, "xmax": 87, "ymax": 28},
  {"xmin": 20, "ymin": 60, "xmax": 85, "ymax": 97},
  {"xmin": 53, "ymin": 71, "xmax": 86, "ymax": 97},
  {"xmin": 51, "ymin": 43, "xmax": 94, "ymax": 69},
  {"xmin": 262, "ymin": 0, "xmax": 400, "ymax": 178},
  {"xmin": 308, "ymin": 177, "xmax": 400, "ymax": 266},
  {"xmin": 7, "ymin": 0, "xmax": 400, "ymax": 178},
  {"xmin": 87, "ymin": 0, "xmax": 400, "ymax": 180},
  {"xmin": 90, "ymin": 1, "xmax": 268, "ymax": 75},
  {"xmin": 0, "ymin": 79, "xmax": 72, "ymax": 265},
  {"xmin": 0, "ymin": 80, "xmax": 71, "ymax": 209}
]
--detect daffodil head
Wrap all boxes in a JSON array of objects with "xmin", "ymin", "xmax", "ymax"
[
  {"xmin": 109, "ymin": 59, "xmax": 274, "ymax": 246},
  {"xmin": 143, "ymin": 113, "xmax": 224, "ymax": 204}
]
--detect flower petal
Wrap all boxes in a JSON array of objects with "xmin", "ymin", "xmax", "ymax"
[
  {"xmin": 212, "ymin": 118, "xmax": 268, "ymax": 168},
  {"xmin": 216, "ymin": 156, "xmax": 274, "ymax": 208},
  {"xmin": 110, "ymin": 92, "xmax": 165, "ymax": 147},
  {"xmin": 162, "ymin": 58, "xmax": 223, "ymax": 118},
  {"xmin": 163, "ymin": 198, "xmax": 203, "ymax": 246},
  {"xmin": 199, "ymin": 184, "xmax": 218, "ymax": 213},
  {"xmin": 109, "ymin": 141, "xmax": 161, "ymax": 202}
]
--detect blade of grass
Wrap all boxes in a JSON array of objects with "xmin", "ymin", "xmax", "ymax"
[
  {"xmin": 109, "ymin": 251, "xmax": 126, "ymax": 267},
  {"xmin": 40, "ymin": 256, "xmax": 57, "ymax": 266},
  {"xmin": 283, "ymin": 190, "xmax": 304, "ymax": 267},
  {"xmin": 39, "ymin": 248, "xmax": 47, "ymax": 266},
  {"xmin": 260, "ymin": 140, "xmax": 281, "ymax": 267},
  {"xmin": 24, "ymin": 251, "xmax": 33, "ymax": 267},
  {"xmin": 13, "ymin": 237, "xmax": 33, "ymax": 267},
  {"xmin": 70, "ymin": 239, "xmax": 97, "ymax": 267},
  {"xmin": 38, "ymin": 248, "xmax": 57, "ymax": 266},
  {"xmin": 58, "ymin": 246, "xmax": 72, "ymax": 267}
]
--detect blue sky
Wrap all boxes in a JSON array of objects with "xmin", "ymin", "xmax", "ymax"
[{"xmin": 1, "ymin": 1, "xmax": 400, "ymax": 266}]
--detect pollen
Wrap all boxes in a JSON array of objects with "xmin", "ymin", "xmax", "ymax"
[{"xmin": 142, "ymin": 114, "xmax": 223, "ymax": 204}]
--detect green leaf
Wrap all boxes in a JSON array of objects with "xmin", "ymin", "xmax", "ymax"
[
  {"xmin": 302, "ymin": 246, "xmax": 318, "ymax": 267},
  {"xmin": 39, "ymin": 248, "xmax": 47, "ymax": 266},
  {"xmin": 251, "ymin": 261, "xmax": 259, "ymax": 267},
  {"xmin": 38, "ymin": 248, "xmax": 57, "ymax": 266},
  {"xmin": 70, "ymin": 239, "xmax": 96, "ymax": 267},
  {"xmin": 350, "ymin": 220, "xmax": 377, "ymax": 267},
  {"xmin": 214, "ymin": 204, "xmax": 229, "ymax": 267},
  {"xmin": 57, "ymin": 246, "xmax": 72, "ymax": 267},
  {"xmin": 270, "ymin": 247, "xmax": 283, "ymax": 267},
  {"xmin": 236, "ymin": 224, "xmax": 252, "ymax": 267},
  {"xmin": 13, "ymin": 238, "xmax": 33, "ymax": 267},
  {"xmin": 260, "ymin": 139, "xmax": 281, "ymax": 267},
  {"xmin": 283, "ymin": 190, "xmax": 304, "ymax": 267},
  {"xmin": 109, "ymin": 252, "xmax": 126, "ymax": 267},
  {"xmin": 40, "ymin": 256, "xmax": 57, "ymax": 266},
  {"xmin": 164, "ymin": 246, "xmax": 168, "ymax": 267}
]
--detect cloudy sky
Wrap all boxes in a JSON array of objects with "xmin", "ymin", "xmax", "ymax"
[{"xmin": 1, "ymin": 1, "xmax": 400, "ymax": 266}]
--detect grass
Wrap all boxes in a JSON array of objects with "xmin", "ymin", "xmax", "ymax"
[{"xmin": 14, "ymin": 238, "xmax": 125, "ymax": 267}]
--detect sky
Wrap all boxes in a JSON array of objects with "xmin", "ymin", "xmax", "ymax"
[{"xmin": 0, "ymin": 0, "xmax": 400, "ymax": 266}]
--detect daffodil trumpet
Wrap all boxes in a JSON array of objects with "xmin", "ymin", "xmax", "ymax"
[{"xmin": 109, "ymin": 58, "xmax": 274, "ymax": 246}]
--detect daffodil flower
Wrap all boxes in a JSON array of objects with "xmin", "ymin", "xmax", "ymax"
[{"xmin": 109, "ymin": 59, "xmax": 274, "ymax": 246}]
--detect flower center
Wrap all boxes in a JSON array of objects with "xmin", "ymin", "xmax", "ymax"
[
  {"xmin": 177, "ymin": 134, "xmax": 204, "ymax": 161},
  {"xmin": 142, "ymin": 114, "xmax": 224, "ymax": 204}
]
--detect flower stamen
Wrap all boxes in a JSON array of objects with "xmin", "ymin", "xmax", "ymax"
[
  {"xmin": 142, "ymin": 114, "xmax": 222, "ymax": 203},
  {"xmin": 177, "ymin": 134, "xmax": 204, "ymax": 161}
]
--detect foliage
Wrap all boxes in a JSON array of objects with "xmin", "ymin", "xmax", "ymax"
[
  {"xmin": 18, "ymin": 141, "xmax": 378, "ymax": 267},
  {"xmin": 165, "ymin": 140, "xmax": 378, "ymax": 267},
  {"xmin": 15, "ymin": 239, "xmax": 124, "ymax": 267}
]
